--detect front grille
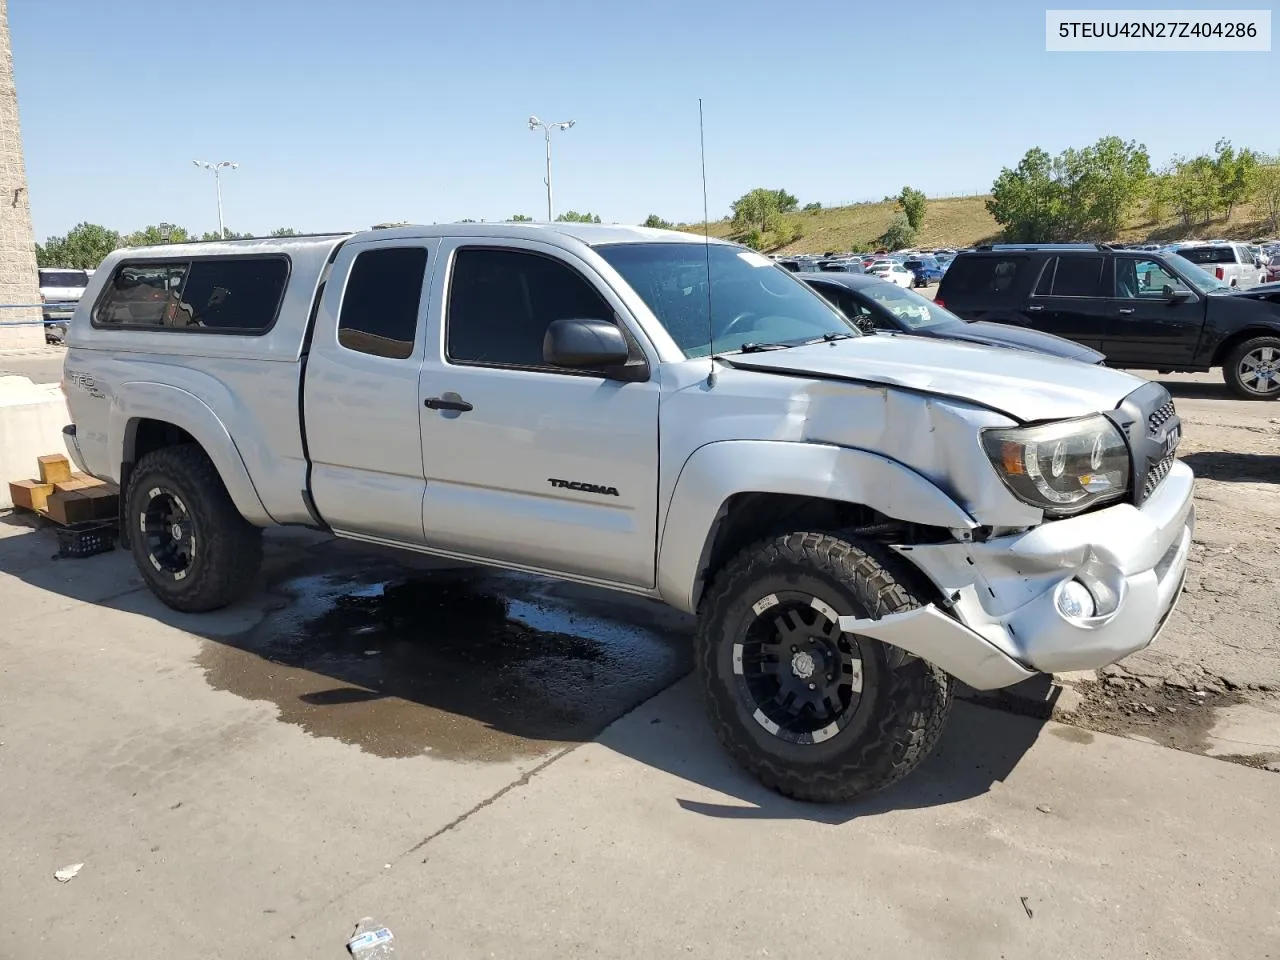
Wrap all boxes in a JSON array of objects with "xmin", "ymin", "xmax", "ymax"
[
  {"xmin": 1143, "ymin": 449, "xmax": 1177, "ymax": 500},
  {"xmin": 1147, "ymin": 400, "xmax": 1176, "ymax": 435}
]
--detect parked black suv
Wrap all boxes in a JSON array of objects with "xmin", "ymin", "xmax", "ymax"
[{"xmin": 935, "ymin": 244, "xmax": 1280, "ymax": 398}]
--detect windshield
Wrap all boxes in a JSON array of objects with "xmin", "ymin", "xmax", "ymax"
[
  {"xmin": 595, "ymin": 242, "xmax": 859, "ymax": 358},
  {"xmin": 858, "ymin": 282, "xmax": 956, "ymax": 330},
  {"xmin": 1163, "ymin": 252, "xmax": 1230, "ymax": 293}
]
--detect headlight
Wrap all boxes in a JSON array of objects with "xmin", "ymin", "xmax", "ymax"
[{"xmin": 981, "ymin": 416, "xmax": 1130, "ymax": 517}]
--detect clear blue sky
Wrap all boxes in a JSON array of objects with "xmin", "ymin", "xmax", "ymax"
[{"xmin": 10, "ymin": 0, "xmax": 1278, "ymax": 241}]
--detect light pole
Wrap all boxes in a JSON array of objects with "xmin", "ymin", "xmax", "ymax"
[
  {"xmin": 192, "ymin": 160, "xmax": 239, "ymax": 238},
  {"xmin": 527, "ymin": 116, "xmax": 574, "ymax": 221}
]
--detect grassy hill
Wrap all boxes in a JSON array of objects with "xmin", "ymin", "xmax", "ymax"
[{"xmin": 677, "ymin": 193, "xmax": 1280, "ymax": 254}]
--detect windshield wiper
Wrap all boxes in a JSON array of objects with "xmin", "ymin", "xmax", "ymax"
[
  {"xmin": 737, "ymin": 341, "xmax": 795, "ymax": 353},
  {"xmin": 796, "ymin": 332, "xmax": 858, "ymax": 346}
]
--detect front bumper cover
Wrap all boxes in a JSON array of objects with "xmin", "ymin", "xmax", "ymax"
[{"xmin": 840, "ymin": 461, "xmax": 1196, "ymax": 690}]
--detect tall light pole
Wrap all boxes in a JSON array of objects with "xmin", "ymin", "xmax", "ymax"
[
  {"xmin": 192, "ymin": 160, "xmax": 238, "ymax": 238},
  {"xmin": 527, "ymin": 116, "xmax": 574, "ymax": 221}
]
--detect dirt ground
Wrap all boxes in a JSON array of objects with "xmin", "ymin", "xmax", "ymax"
[{"xmin": 1064, "ymin": 371, "xmax": 1280, "ymax": 758}]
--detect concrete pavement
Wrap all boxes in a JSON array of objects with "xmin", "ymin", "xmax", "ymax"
[
  {"xmin": 0, "ymin": 345, "xmax": 64, "ymax": 384},
  {"xmin": 2, "ymin": 519, "xmax": 1278, "ymax": 958}
]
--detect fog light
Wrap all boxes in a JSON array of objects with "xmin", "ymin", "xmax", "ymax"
[{"xmin": 1057, "ymin": 579, "xmax": 1097, "ymax": 619}]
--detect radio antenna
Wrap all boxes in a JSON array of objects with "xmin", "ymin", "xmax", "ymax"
[{"xmin": 701, "ymin": 96, "xmax": 721, "ymax": 386}]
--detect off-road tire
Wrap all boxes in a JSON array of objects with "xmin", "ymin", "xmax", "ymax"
[
  {"xmin": 126, "ymin": 444, "xmax": 263, "ymax": 612},
  {"xmin": 696, "ymin": 531, "xmax": 953, "ymax": 803},
  {"xmin": 1222, "ymin": 335, "xmax": 1280, "ymax": 400}
]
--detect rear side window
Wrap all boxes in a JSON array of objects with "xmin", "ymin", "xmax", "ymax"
[
  {"xmin": 94, "ymin": 257, "xmax": 288, "ymax": 332},
  {"xmin": 337, "ymin": 247, "xmax": 429, "ymax": 360},
  {"xmin": 1048, "ymin": 255, "xmax": 1103, "ymax": 297},
  {"xmin": 1176, "ymin": 246, "xmax": 1237, "ymax": 265},
  {"xmin": 941, "ymin": 256, "xmax": 1028, "ymax": 296}
]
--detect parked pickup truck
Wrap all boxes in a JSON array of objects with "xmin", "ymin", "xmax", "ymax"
[{"xmin": 61, "ymin": 225, "xmax": 1195, "ymax": 802}]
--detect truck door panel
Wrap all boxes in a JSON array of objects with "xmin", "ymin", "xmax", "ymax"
[
  {"xmin": 303, "ymin": 239, "xmax": 440, "ymax": 542},
  {"xmin": 418, "ymin": 241, "xmax": 660, "ymax": 587}
]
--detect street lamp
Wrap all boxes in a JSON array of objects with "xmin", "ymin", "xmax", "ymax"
[
  {"xmin": 192, "ymin": 160, "xmax": 239, "ymax": 238},
  {"xmin": 527, "ymin": 116, "xmax": 575, "ymax": 221}
]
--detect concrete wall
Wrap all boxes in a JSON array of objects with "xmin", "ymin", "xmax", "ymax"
[
  {"xmin": 0, "ymin": 0, "xmax": 43, "ymax": 352},
  {"xmin": 0, "ymin": 375, "xmax": 71, "ymax": 509}
]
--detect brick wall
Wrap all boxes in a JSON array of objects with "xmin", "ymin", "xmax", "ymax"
[{"xmin": 0, "ymin": 0, "xmax": 43, "ymax": 351}]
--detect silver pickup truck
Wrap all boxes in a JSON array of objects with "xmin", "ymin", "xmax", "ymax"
[{"xmin": 60, "ymin": 224, "xmax": 1194, "ymax": 802}]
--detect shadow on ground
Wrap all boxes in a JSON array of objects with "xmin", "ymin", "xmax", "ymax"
[
  {"xmin": 1180, "ymin": 451, "xmax": 1280, "ymax": 483},
  {"xmin": 0, "ymin": 514, "xmax": 1045, "ymax": 823},
  {"xmin": 1144, "ymin": 376, "xmax": 1233, "ymax": 400}
]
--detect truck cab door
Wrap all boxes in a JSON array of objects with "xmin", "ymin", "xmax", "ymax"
[
  {"xmin": 303, "ymin": 237, "xmax": 440, "ymax": 542},
  {"xmin": 416, "ymin": 239, "xmax": 661, "ymax": 588}
]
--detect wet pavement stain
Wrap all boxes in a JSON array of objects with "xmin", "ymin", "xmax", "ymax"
[{"xmin": 197, "ymin": 556, "xmax": 693, "ymax": 762}]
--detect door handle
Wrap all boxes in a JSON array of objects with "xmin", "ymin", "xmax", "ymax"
[
  {"xmin": 424, "ymin": 396, "xmax": 473, "ymax": 412},
  {"xmin": 1116, "ymin": 307, "xmax": 1136, "ymax": 315},
  {"xmin": 1026, "ymin": 304, "xmax": 1044, "ymax": 313}
]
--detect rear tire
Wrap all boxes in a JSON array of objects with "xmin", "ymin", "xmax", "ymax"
[
  {"xmin": 1222, "ymin": 336, "xmax": 1280, "ymax": 400},
  {"xmin": 125, "ymin": 444, "xmax": 263, "ymax": 611},
  {"xmin": 695, "ymin": 531, "xmax": 953, "ymax": 803}
]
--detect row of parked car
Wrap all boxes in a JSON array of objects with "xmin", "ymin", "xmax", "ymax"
[
  {"xmin": 842, "ymin": 241, "xmax": 1279, "ymax": 399},
  {"xmin": 775, "ymin": 250, "xmax": 957, "ymax": 288}
]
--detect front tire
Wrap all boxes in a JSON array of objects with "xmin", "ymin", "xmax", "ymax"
[
  {"xmin": 1223, "ymin": 336, "xmax": 1280, "ymax": 400},
  {"xmin": 126, "ymin": 444, "xmax": 263, "ymax": 611},
  {"xmin": 696, "ymin": 532, "xmax": 953, "ymax": 803}
]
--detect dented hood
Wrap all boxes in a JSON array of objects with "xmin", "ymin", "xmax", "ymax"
[{"xmin": 723, "ymin": 334, "xmax": 1144, "ymax": 423}]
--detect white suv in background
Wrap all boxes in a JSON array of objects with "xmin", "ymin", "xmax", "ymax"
[
  {"xmin": 1168, "ymin": 242, "xmax": 1266, "ymax": 288},
  {"xmin": 38, "ymin": 267, "xmax": 93, "ymax": 343}
]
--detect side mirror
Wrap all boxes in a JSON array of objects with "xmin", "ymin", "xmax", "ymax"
[
  {"xmin": 544, "ymin": 318, "xmax": 631, "ymax": 370},
  {"xmin": 1163, "ymin": 284, "xmax": 1192, "ymax": 302}
]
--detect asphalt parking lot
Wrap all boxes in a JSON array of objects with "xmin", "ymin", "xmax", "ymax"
[{"xmin": 2, "ymin": 334, "xmax": 1279, "ymax": 957}]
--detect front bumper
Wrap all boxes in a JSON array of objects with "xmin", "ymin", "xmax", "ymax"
[{"xmin": 841, "ymin": 461, "xmax": 1196, "ymax": 690}]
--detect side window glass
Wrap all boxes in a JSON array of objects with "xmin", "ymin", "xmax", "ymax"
[
  {"xmin": 95, "ymin": 263, "xmax": 189, "ymax": 327},
  {"xmin": 178, "ymin": 258, "xmax": 288, "ymax": 330},
  {"xmin": 1120, "ymin": 259, "xmax": 1188, "ymax": 299},
  {"xmin": 1050, "ymin": 256, "xmax": 1103, "ymax": 297},
  {"xmin": 338, "ymin": 247, "xmax": 428, "ymax": 360},
  {"xmin": 1033, "ymin": 258, "xmax": 1057, "ymax": 296},
  {"xmin": 447, "ymin": 248, "xmax": 614, "ymax": 368}
]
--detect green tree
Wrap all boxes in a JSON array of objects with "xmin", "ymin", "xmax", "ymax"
[
  {"xmin": 802, "ymin": 201, "xmax": 822, "ymax": 213},
  {"xmin": 122, "ymin": 224, "xmax": 195, "ymax": 247},
  {"xmin": 36, "ymin": 222, "xmax": 121, "ymax": 268},
  {"xmin": 1212, "ymin": 139, "xmax": 1259, "ymax": 218},
  {"xmin": 770, "ymin": 188, "xmax": 799, "ymax": 213},
  {"xmin": 879, "ymin": 212, "xmax": 916, "ymax": 250},
  {"xmin": 731, "ymin": 188, "xmax": 783, "ymax": 236},
  {"xmin": 1146, "ymin": 169, "xmax": 1173, "ymax": 224},
  {"xmin": 1169, "ymin": 154, "xmax": 1218, "ymax": 227},
  {"xmin": 896, "ymin": 186, "xmax": 927, "ymax": 232},
  {"xmin": 269, "ymin": 227, "xmax": 300, "ymax": 237},
  {"xmin": 642, "ymin": 214, "xmax": 673, "ymax": 229},
  {"xmin": 1254, "ymin": 160, "xmax": 1280, "ymax": 234},
  {"xmin": 986, "ymin": 137, "xmax": 1149, "ymax": 241},
  {"xmin": 198, "ymin": 229, "xmax": 250, "ymax": 241},
  {"xmin": 508, "ymin": 214, "xmax": 533, "ymax": 222},
  {"xmin": 555, "ymin": 211, "xmax": 601, "ymax": 223},
  {"xmin": 987, "ymin": 147, "xmax": 1065, "ymax": 242},
  {"xmin": 1074, "ymin": 136, "xmax": 1150, "ymax": 237}
]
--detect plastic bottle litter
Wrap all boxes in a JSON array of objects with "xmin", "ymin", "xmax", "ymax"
[{"xmin": 346, "ymin": 918, "xmax": 394, "ymax": 958}]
